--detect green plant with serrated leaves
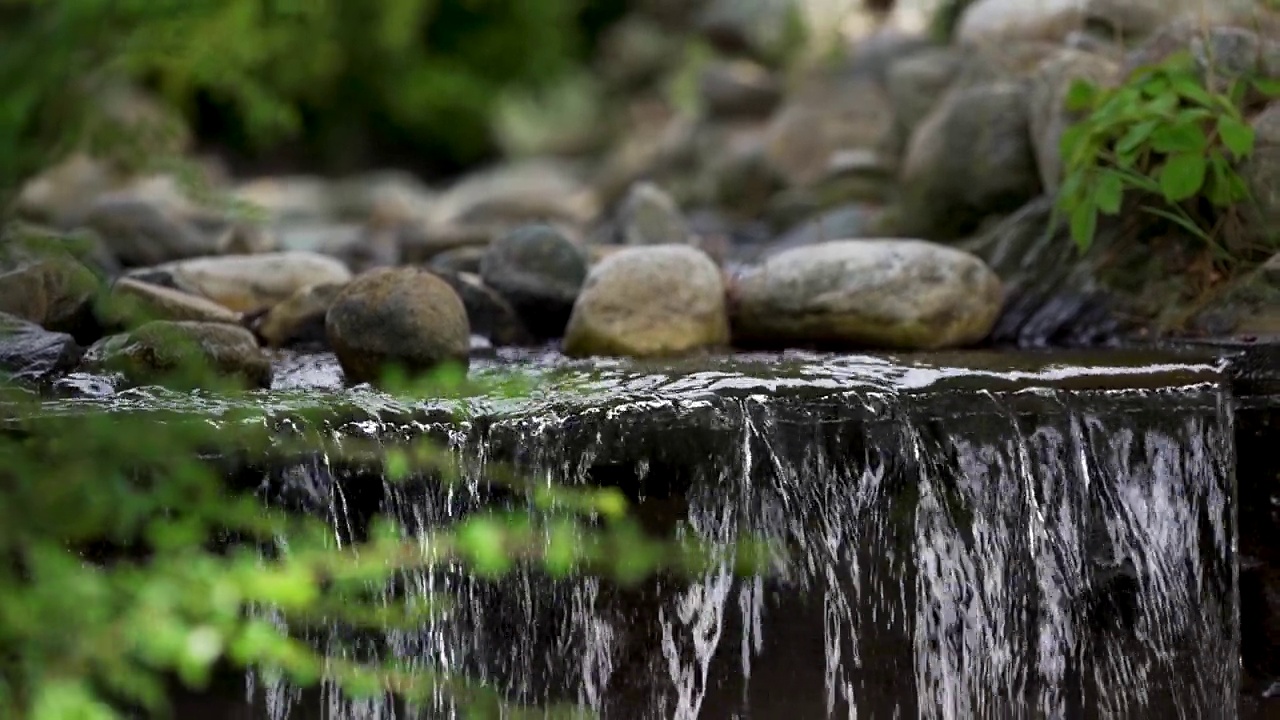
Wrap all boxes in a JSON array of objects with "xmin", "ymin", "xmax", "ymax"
[{"xmin": 1054, "ymin": 51, "xmax": 1280, "ymax": 255}]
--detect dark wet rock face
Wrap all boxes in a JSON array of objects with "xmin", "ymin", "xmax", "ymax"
[{"xmin": 0, "ymin": 312, "xmax": 82, "ymax": 383}]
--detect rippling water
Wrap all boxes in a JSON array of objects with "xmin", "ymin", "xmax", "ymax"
[{"xmin": 67, "ymin": 350, "xmax": 1237, "ymax": 718}]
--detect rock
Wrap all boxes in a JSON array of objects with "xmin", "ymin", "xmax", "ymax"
[
  {"xmin": 597, "ymin": 15, "xmax": 682, "ymax": 89},
  {"xmin": 100, "ymin": 278, "xmax": 241, "ymax": 328},
  {"xmin": 128, "ymin": 252, "xmax": 353, "ymax": 314},
  {"xmin": 1028, "ymin": 49, "xmax": 1120, "ymax": 193},
  {"xmin": 479, "ymin": 225, "xmax": 588, "ymax": 339},
  {"xmin": 959, "ymin": 196, "xmax": 1121, "ymax": 346},
  {"xmin": 256, "ymin": 282, "xmax": 347, "ymax": 349},
  {"xmin": 766, "ymin": 204, "xmax": 883, "ymax": 259},
  {"xmin": 274, "ymin": 222, "xmax": 363, "ymax": 254},
  {"xmin": 1241, "ymin": 102, "xmax": 1280, "ymax": 247},
  {"xmin": 897, "ymin": 80, "xmax": 1042, "ymax": 240},
  {"xmin": 732, "ymin": 239, "xmax": 1003, "ymax": 350},
  {"xmin": 432, "ymin": 271, "xmax": 533, "ymax": 347},
  {"xmin": 764, "ymin": 73, "xmax": 897, "ymax": 188},
  {"xmin": 328, "ymin": 170, "xmax": 435, "ymax": 222},
  {"xmin": 82, "ymin": 195, "xmax": 217, "ymax": 267},
  {"xmin": 329, "ymin": 216, "xmax": 402, "ymax": 274},
  {"xmin": 398, "ymin": 223, "xmax": 500, "ymax": 265},
  {"xmin": 618, "ymin": 182, "xmax": 691, "ymax": 246},
  {"xmin": 700, "ymin": 60, "xmax": 783, "ymax": 119},
  {"xmin": 0, "ymin": 228, "xmax": 101, "ymax": 337},
  {"xmin": 956, "ymin": 0, "xmax": 1256, "ymax": 45},
  {"xmin": 564, "ymin": 245, "xmax": 730, "ymax": 357},
  {"xmin": 215, "ymin": 223, "xmax": 279, "ymax": 255},
  {"xmin": 428, "ymin": 159, "xmax": 599, "ymax": 230},
  {"xmin": 83, "ymin": 321, "xmax": 272, "ymax": 389},
  {"xmin": 325, "ymin": 267, "xmax": 470, "ymax": 384},
  {"xmin": 0, "ymin": 312, "xmax": 82, "ymax": 383},
  {"xmin": 428, "ymin": 245, "xmax": 488, "ymax": 275},
  {"xmin": 885, "ymin": 47, "xmax": 968, "ymax": 151},
  {"xmin": 14, "ymin": 154, "xmax": 122, "ymax": 227},
  {"xmin": 696, "ymin": 0, "xmax": 805, "ymax": 67},
  {"xmin": 233, "ymin": 176, "xmax": 334, "ymax": 224}
]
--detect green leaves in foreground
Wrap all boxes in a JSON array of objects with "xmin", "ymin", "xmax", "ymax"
[
  {"xmin": 0, "ymin": 364, "xmax": 776, "ymax": 719},
  {"xmin": 1053, "ymin": 51, "xmax": 1280, "ymax": 253}
]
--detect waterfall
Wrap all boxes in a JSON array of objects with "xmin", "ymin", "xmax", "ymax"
[{"xmin": 241, "ymin": 355, "xmax": 1238, "ymax": 719}]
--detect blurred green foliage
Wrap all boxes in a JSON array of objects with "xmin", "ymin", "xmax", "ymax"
[
  {"xmin": 0, "ymin": 0, "xmax": 627, "ymax": 199},
  {"xmin": 0, "ymin": 343, "xmax": 772, "ymax": 718}
]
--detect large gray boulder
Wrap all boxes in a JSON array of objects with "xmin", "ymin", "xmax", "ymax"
[
  {"xmin": 325, "ymin": 267, "xmax": 470, "ymax": 385},
  {"xmin": 897, "ymin": 81, "xmax": 1042, "ymax": 240},
  {"xmin": 564, "ymin": 245, "xmax": 729, "ymax": 358},
  {"xmin": 732, "ymin": 239, "xmax": 1003, "ymax": 350}
]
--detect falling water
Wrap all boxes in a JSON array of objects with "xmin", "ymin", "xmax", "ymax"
[{"xmin": 227, "ymin": 352, "xmax": 1238, "ymax": 719}]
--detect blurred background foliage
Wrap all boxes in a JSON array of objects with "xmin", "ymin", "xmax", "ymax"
[{"xmin": 0, "ymin": 0, "xmax": 631, "ymax": 200}]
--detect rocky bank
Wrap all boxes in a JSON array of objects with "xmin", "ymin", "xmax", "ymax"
[{"xmin": 3, "ymin": 0, "xmax": 1279, "ymax": 390}]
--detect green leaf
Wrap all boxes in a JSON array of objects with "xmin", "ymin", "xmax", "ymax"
[
  {"xmin": 1158, "ymin": 153, "xmax": 1207, "ymax": 201},
  {"xmin": 1217, "ymin": 115, "xmax": 1255, "ymax": 157},
  {"xmin": 1116, "ymin": 119, "xmax": 1158, "ymax": 156},
  {"xmin": 1093, "ymin": 172, "xmax": 1125, "ymax": 214},
  {"xmin": 1252, "ymin": 77, "xmax": 1280, "ymax": 96},
  {"xmin": 1064, "ymin": 79, "xmax": 1099, "ymax": 111},
  {"xmin": 1069, "ymin": 202, "xmax": 1098, "ymax": 253},
  {"xmin": 1170, "ymin": 73, "xmax": 1216, "ymax": 107},
  {"xmin": 1150, "ymin": 122, "xmax": 1208, "ymax": 154}
]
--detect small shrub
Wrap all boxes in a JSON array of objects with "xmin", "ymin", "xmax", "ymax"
[{"xmin": 1054, "ymin": 51, "xmax": 1280, "ymax": 256}]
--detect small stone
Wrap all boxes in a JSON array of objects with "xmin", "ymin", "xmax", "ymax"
[
  {"xmin": 127, "ymin": 251, "xmax": 353, "ymax": 314},
  {"xmin": 733, "ymin": 239, "xmax": 1004, "ymax": 350},
  {"xmin": 101, "ymin": 278, "xmax": 242, "ymax": 328},
  {"xmin": 428, "ymin": 245, "xmax": 488, "ymax": 275},
  {"xmin": 432, "ymin": 271, "xmax": 533, "ymax": 347},
  {"xmin": 479, "ymin": 224, "xmax": 588, "ymax": 339},
  {"xmin": 256, "ymin": 282, "xmax": 347, "ymax": 349},
  {"xmin": 83, "ymin": 320, "xmax": 272, "ymax": 389},
  {"xmin": 325, "ymin": 267, "xmax": 470, "ymax": 385},
  {"xmin": 564, "ymin": 244, "xmax": 730, "ymax": 358},
  {"xmin": 699, "ymin": 59, "xmax": 783, "ymax": 119},
  {"xmin": 82, "ymin": 195, "xmax": 217, "ymax": 267},
  {"xmin": 215, "ymin": 223, "xmax": 279, "ymax": 255},
  {"xmin": 618, "ymin": 182, "xmax": 691, "ymax": 246},
  {"xmin": 0, "ymin": 312, "xmax": 82, "ymax": 383}
]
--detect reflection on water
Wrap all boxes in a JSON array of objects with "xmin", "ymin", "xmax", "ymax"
[{"xmin": 205, "ymin": 352, "xmax": 1239, "ymax": 719}]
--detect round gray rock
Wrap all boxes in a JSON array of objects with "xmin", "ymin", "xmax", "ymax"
[
  {"xmin": 325, "ymin": 267, "xmax": 470, "ymax": 385},
  {"xmin": 479, "ymin": 224, "xmax": 587, "ymax": 339},
  {"xmin": 564, "ymin": 244, "xmax": 729, "ymax": 358},
  {"xmin": 732, "ymin": 239, "xmax": 1003, "ymax": 350}
]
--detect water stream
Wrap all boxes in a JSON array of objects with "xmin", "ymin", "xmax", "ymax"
[{"xmin": 75, "ymin": 350, "xmax": 1240, "ymax": 718}]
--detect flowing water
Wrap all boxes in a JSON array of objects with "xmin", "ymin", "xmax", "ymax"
[{"xmin": 73, "ymin": 350, "xmax": 1240, "ymax": 719}]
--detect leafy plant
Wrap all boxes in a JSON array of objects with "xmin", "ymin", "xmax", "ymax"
[
  {"xmin": 1054, "ymin": 51, "xmax": 1280, "ymax": 256},
  {"xmin": 0, "ymin": 345, "xmax": 772, "ymax": 719}
]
